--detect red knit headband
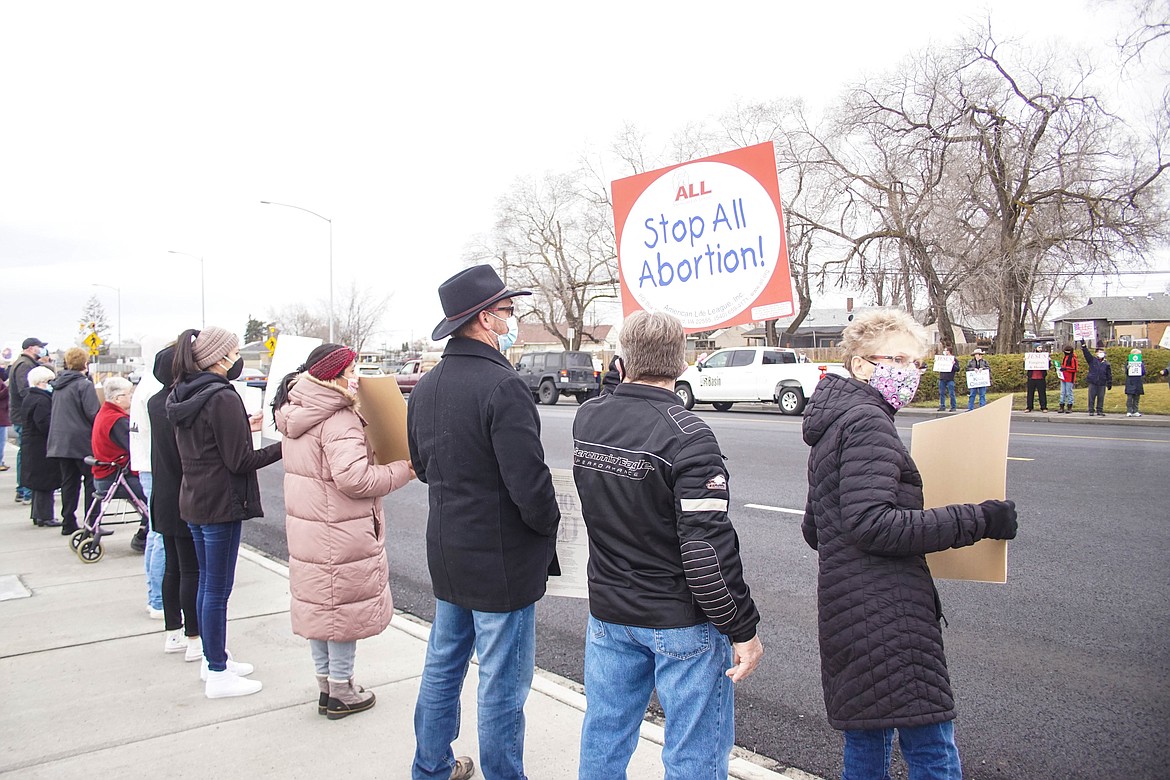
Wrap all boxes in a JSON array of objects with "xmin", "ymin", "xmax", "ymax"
[{"xmin": 308, "ymin": 347, "xmax": 356, "ymax": 381}]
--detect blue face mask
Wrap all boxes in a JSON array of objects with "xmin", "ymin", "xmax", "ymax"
[{"xmin": 497, "ymin": 317, "xmax": 519, "ymax": 352}]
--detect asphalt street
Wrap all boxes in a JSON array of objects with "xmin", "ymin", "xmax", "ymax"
[{"xmin": 246, "ymin": 403, "xmax": 1170, "ymax": 780}]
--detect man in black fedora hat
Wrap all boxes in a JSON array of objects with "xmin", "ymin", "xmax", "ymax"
[{"xmin": 407, "ymin": 264, "xmax": 561, "ymax": 780}]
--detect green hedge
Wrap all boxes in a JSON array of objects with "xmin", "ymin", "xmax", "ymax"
[{"xmin": 917, "ymin": 348, "xmax": 1170, "ymax": 401}]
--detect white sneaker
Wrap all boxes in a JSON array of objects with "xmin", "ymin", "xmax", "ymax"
[
  {"xmin": 164, "ymin": 630, "xmax": 188, "ymax": 654},
  {"xmin": 1127, "ymin": 412, "xmax": 1134, "ymax": 417},
  {"xmin": 205, "ymin": 669, "xmax": 262, "ymax": 699},
  {"xmin": 148, "ymin": 607, "xmax": 165, "ymax": 620},
  {"xmin": 1134, "ymin": 412, "xmax": 1142, "ymax": 417},
  {"xmin": 184, "ymin": 636, "xmax": 203, "ymax": 662},
  {"xmin": 201, "ymin": 653, "xmax": 255, "ymax": 681}
]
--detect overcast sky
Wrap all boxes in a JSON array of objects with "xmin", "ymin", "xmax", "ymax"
[{"xmin": 1, "ymin": 0, "xmax": 1162, "ymax": 357}]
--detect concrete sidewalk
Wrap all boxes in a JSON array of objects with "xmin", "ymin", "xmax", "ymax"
[{"xmin": 0, "ymin": 457, "xmax": 803, "ymax": 780}]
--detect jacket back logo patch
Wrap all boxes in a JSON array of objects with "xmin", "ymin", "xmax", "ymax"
[{"xmin": 705, "ymin": 474, "xmax": 727, "ymax": 491}]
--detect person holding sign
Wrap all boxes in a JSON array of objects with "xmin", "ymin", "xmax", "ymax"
[
  {"xmin": 934, "ymin": 347, "xmax": 958, "ymax": 411},
  {"xmin": 1125, "ymin": 348, "xmax": 1146, "ymax": 417},
  {"xmin": 167, "ymin": 327, "xmax": 283, "ymax": 699},
  {"xmin": 1080, "ymin": 342, "xmax": 1113, "ymax": 417},
  {"xmin": 1023, "ymin": 345, "xmax": 1050, "ymax": 413},
  {"xmin": 965, "ymin": 348, "xmax": 991, "ymax": 410},
  {"xmin": 801, "ymin": 309, "xmax": 1018, "ymax": 780},
  {"xmin": 573, "ymin": 310, "xmax": 763, "ymax": 779},
  {"xmin": 272, "ymin": 344, "xmax": 414, "ymax": 720},
  {"xmin": 1056, "ymin": 345, "xmax": 1079, "ymax": 413}
]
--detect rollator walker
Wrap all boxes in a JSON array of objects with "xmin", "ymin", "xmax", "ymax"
[{"xmin": 70, "ymin": 456, "xmax": 149, "ymax": 563}]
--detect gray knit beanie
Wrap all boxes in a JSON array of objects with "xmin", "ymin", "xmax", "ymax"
[{"xmin": 192, "ymin": 326, "xmax": 240, "ymax": 370}]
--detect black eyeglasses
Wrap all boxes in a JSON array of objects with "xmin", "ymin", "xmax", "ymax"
[
  {"xmin": 491, "ymin": 306, "xmax": 516, "ymax": 316},
  {"xmin": 864, "ymin": 354, "xmax": 915, "ymax": 367}
]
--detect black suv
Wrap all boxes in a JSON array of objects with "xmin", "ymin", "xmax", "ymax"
[{"xmin": 515, "ymin": 351, "xmax": 601, "ymax": 405}]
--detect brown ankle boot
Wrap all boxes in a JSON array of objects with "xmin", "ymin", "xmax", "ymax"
[
  {"xmin": 316, "ymin": 675, "xmax": 329, "ymax": 715},
  {"xmin": 327, "ymin": 677, "xmax": 376, "ymax": 720}
]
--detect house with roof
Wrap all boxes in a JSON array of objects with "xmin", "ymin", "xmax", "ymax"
[
  {"xmin": 1052, "ymin": 293, "xmax": 1170, "ymax": 348},
  {"xmin": 511, "ymin": 322, "xmax": 616, "ymax": 364}
]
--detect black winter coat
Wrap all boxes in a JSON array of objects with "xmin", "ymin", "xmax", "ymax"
[
  {"xmin": 47, "ymin": 370, "xmax": 100, "ymax": 459},
  {"xmin": 148, "ymin": 348, "xmax": 187, "ymax": 537},
  {"xmin": 166, "ymin": 372, "xmax": 281, "ymax": 525},
  {"xmin": 407, "ymin": 337, "xmax": 560, "ymax": 612},
  {"xmin": 20, "ymin": 388, "xmax": 60, "ymax": 492},
  {"xmin": 1081, "ymin": 346, "xmax": 1113, "ymax": 388},
  {"xmin": 1125, "ymin": 362, "xmax": 1146, "ymax": 395},
  {"xmin": 801, "ymin": 373, "xmax": 997, "ymax": 731}
]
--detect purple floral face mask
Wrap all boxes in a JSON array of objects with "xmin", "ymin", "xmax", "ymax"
[{"xmin": 868, "ymin": 362, "xmax": 921, "ymax": 410}]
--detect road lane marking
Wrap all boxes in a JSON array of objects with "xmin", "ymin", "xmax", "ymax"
[
  {"xmin": 745, "ymin": 504, "xmax": 803, "ymax": 515},
  {"xmin": 1011, "ymin": 432, "xmax": 1170, "ymax": 444},
  {"xmin": 1007, "ymin": 457, "xmax": 1034, "ymax": 461}
]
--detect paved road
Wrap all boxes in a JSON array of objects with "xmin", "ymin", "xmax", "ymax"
[{"xmin": 246, "ymin": 404, "xmax": 1170, "ymax": 779}]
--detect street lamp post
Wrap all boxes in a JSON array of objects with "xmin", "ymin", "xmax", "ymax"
[
  {"xmin": 92, "ymin": 283, "xmax": 121, "ymax": 354},
  {"xmin": 168, "ymin": 250, "xmax": 205, "ymax": 328},
  {"xmin": 260, "ymin": 200, "xmax": 334, "ymax": 342}
]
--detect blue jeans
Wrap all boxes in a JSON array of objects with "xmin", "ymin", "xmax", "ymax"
[
  {"xmin": 14, "ymin": 424, "xmax": 29, "ymax": 498},
  {"xmin": 967, "ymin": 387, "xmax": 986, "ymax": 409},
  {"xmin": 580, "ymin": 616, "xmax": 734, "ymax": 780},
  {"xmin": 413, "ymin": 599, "xmax": 535, "ymax": 780},
  {"xmin": 1060, "ymin": 381, "xmax": 1074, "ymax": 406},
  {"xmin": 0, "ymin": 425, "xmax": 7, "ymax": 465},
  {"xmin": 842, "ymin": 720, "xmax": 961, "ymax": 780},
  {"xmin": 936, "ymin": 380, "xmax": 956, "ymax": 410},
  {"xmin": 140, "ymin": 473, "xmax": 164, "ymax": 610},
  {"xmin": 189, "ymin": 521, "xmax": 243, "ymax": 672}
]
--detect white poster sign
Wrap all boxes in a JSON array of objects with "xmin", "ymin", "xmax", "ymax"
[
  {"xmin": 611, "ymin": 142, "xmax": 794, "ymax": 332},
  {"xmin": 262, "ymin": 335, "xmax": 323, "ymax": 441},
  {"xmin": 966, "ymin": 369, "xmax": 991, "ymax": 389},
  {"xmin": 231, "ymin": 382, "xmax": 264, "ymax": 449},
  {"xmin": 933, "ymin": 355, "xmax": 956, "ymax": 373},
  {"xmin": 1072, "ymin": 321, "xmax": 1097, "ymax": 343},
  {"xmin": 1024, "ymin": 352, "xmax": 1051, "ymax": 371},
  {"xmin": 544, "ymin": 468, "xmax": 590, "ymax": 599},
  {"xmin": 1160, "ymin": 328, "xmax": 1170, "ymax": 350},
  {"xmin": 1128, "ymin": 361, "xmax": 1144, "ymax": 377}
]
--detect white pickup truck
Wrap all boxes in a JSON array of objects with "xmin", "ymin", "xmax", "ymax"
[{"xmin": 674, "ymin": 346, "xmax": 847, "ymax": 415}]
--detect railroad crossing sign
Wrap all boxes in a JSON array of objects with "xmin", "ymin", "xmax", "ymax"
[{"xmin": 84, "ymin": 332, "xmax": 102, "ymax": 356}]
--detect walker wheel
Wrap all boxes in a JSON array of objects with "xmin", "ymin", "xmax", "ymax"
[
  {"xmin": 70, "ymin": 530, "xmax": 87, "ymax": 551},
  {"xmin": 78, "ymin": 539, "xmax": 104, "ymax": 563}
]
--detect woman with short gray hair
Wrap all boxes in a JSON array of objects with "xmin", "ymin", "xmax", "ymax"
[
  {"xmin": 22, "ymin": 366, "xmax": 60, "ymax": 527},
  {"xmin": 801, "ymin": 308, "xmax": 1018, "ymax": 779}
]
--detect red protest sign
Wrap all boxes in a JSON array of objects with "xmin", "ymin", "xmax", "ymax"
[{"xmin": 611, "ymin": 142, "xmax": 793, "ymax": 333}]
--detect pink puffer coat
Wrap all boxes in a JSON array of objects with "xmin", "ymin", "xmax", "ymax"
[{"xmin": 274, "ymin": 374, "xmax": 411, "ymax": 641}]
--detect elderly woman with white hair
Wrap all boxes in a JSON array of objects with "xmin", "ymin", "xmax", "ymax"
[
  {"xmin": 21, "ymin": 366, "xmax": 61, "ymax": 527},
  {"xmin": 800, "ymin": 308, "xmax": 1020, "ymax": 780},
  {"xmin": 88, "ymin": 375, "xmax": 150, "ymax": 552}
]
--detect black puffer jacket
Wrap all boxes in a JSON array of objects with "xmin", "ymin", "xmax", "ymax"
[{"xmin": 801, "ymin": 373, "xmax": 995, "ymax": 730}]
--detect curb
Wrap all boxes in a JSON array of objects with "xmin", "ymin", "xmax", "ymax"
[{"xmin": 238, "ymin": 547, "xmax": 820, "ymax": 780}]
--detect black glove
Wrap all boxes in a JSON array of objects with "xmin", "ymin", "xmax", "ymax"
[{"xmin": 980, "ymin": 499, "xmax": 1018, "ymax": 540}]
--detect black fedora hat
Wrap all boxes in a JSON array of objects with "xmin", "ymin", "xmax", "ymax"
[{"xmin": 431, "ymin": 265, "xmax": 531, "ymax": 341}]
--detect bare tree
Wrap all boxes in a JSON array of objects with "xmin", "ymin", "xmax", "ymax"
[
  {"xmin": 332, "ymin": 281, "xmax": 390, "ymax": 353},
  {"xmin": 786, "ymin": 24, "xmax": 1168, "ymax": 350},
  {"xmin": 472, "ymin": 171, "xmax": 618, "ymax": 350},
  {"xmin": 268, "ymin": 283, "xmax": 389, "ymax": 352},
  {"xmin": 267, "ymin": 303, "xmax": 327, "ymax": 341}
]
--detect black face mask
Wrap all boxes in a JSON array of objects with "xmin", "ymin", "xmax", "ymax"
[{"xmin": 226, "ymin": 357, "xmax": 244, "ymax": 381}]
